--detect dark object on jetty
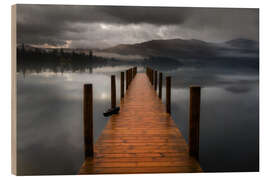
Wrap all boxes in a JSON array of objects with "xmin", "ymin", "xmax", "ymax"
[{"xmin": 103, "ymin": 107, "xmax": 120, "ymax": 117}]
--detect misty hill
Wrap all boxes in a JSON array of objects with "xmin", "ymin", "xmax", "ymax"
[
  {"xmin": 101, "ymin": 38, "xmax": 259, "ymax": 59},
  {"xmin": 225, "ymin": 38, "xmax": 259, "ymax": 49},
  {"xmin": 102, "ymin": 38, "xmax": 216, "ymax": 58}
]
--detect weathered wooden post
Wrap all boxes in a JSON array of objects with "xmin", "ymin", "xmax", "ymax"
[
  {"xmin": 152, "ymin": 69, "xmax": 154, "ymax": 85},
  {"xmin": 146, "ymin": 67, "xmax": 149, "ymax": 80},
  {"xmin": 150, "ymin": 69, "xmax": 153, "ymax": 85},
  {"xmin": 129, "ymin": 69, "xmax": 132, "ymax": 85},
  {"xmin": 126, "ymin": 70, "xmax": 128, "ymax": 90},
  {"xmin": 83, "ymin": 84, "xmax": 93, "ymax": 159},
  {"xmin": 121, "ymin": 72, "xmax": 124, "ymax": 98},
  {"xmin": 166, "ymin": 76, "xmax": 171, "ymax": 114},
  {"xmin": 148, "ymin": 68, "xmax": 150, "ymax": 80},
  {"xmin": 154, "ymin": 70, "xmax": 158, "ymax": 91},
  {"xmin": 132, "ymin": 67, "xmax": 135, "ymax": 78},
  {"xmin": 129, "ymin": 69, "xmax": 132, "ymax": 82},
  {"xmin": 111, "ymin": 75, "xmax": 116, "ymax": 108},
  {"xmin": 150, "ymin": 69, "xmax": 154, "ymax": 86},
  {"xmin": 158, "ymin": 72, "xmax": 162, "ymax": 99},
  {"xmin": 189, "ymin": 86, "xmax": 201, "ymax": 160}
]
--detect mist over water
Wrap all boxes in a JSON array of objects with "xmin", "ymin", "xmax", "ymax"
[{"xmin": 17, "ymin": 61, "xmax": 259, "ymax": 175}]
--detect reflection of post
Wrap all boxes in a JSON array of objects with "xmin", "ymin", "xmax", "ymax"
[
  {"xmin": 121, "ymin": 72, "xmax": 124, "ymax": 98},
  {"xmin": 126, "ymin": 70, "xmax": 128, "ymax": 90},
  {"xmin": 111, "ymin": 75, "xmax": 116, "ymax": 108},
  {"xmin": 166, "ymin": 76, "xmax": 171, "ymax": 114},
  {"xmin": 83, "ymin": 84, "xmax": 93, "ymax": 159},
  {"xmin": 158, "ymin": 72, "xmax": 162, "ymax": 98},
  {"xmin": 154, "ymin": 70, "xmax": 157, "ymax": 91},
  {"xmin": 189, "ymin": 86, "xmax": 201, "ymax": 160}
]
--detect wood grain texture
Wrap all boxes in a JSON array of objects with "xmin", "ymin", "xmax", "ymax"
[{"xmin": 79, "ymin": 73, "xmax": 202, "ymax": 174}]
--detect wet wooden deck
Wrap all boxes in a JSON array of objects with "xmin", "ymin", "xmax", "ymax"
[{"xmin": 79, "ymin": 73, "xmax": 202, "ymax": 174}]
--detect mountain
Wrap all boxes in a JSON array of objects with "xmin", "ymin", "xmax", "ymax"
[
  {"xmin": 102, "ymin": 38, "xmax": 217, "ymax": 59},
  {"xmin": 225, "ymin": 38, "xmax": 259, "ymax": 49},
  {"xmin": 101, "ymin": 38, "xmax": 259, "ymax": 60}
]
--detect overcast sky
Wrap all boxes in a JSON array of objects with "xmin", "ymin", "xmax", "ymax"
[{"xmin": 16, "ymin": 5, "xmax": 259, "ymax": 49}]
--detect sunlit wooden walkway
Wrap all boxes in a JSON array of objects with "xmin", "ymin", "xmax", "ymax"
[{"xmin": 79, "ymin": 73, "xmax": 202, "ymax": 174}]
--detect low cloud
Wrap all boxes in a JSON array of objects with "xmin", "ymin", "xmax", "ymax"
[{"xmin": 16, "ymin": 5, "xmax": 259, "ymax": 48}]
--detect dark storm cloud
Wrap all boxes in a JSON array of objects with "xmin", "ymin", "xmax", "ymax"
[{"xmin": 16, "ymin": 4, "xmax": 259, "ymax": 48}]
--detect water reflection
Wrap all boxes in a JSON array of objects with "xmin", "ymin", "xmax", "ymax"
[
  {"xmin": 17, "ymin": 68, "xmax": 126, "ymax": 175},
  {"xmin": 17, "ymin": 62, "xmax": 259, "ymax": 174}
]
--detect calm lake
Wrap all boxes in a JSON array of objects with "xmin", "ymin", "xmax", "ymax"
[{"xmin": 17, "ymin": 63, "xmax": 259, "ymax": 175}]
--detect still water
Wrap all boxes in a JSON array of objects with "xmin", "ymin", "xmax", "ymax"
[{"xmin": 17, "ymin": 65, "xmax": 259, "ymax": 175}]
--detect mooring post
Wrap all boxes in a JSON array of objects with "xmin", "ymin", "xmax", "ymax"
[
  {"xmin": 148, "ymin": 68, "xmax": 150, "ymax": 80},
  {"xmin": 158, "ymin": 72, "xmax": 162, "ymax": 99},
  {"xmin": 83, "ymin": 84, "xmax": 93, "ymax": 159},
  {"xmin": 132, "ymin": 67, "xmax": 135, "ymax": 78},
  {"xmin": 130, "ymin": 69, "xmax": 132, "ymax": 82},
  {"xmin": 126, "ymin": 70, "xmax": 128, "ymax": 90},
  {"xmin": 150, "ymin": 69, "xmax": 153, "ymax": 85},
  {"xmin": 189, "ymin": 86, "xmax": 201, "ymax": 160},
  {"xmin": 129, "ymin": 69, "xmax": 131, "ymax": 83},
  {"xmin": 111, "ymin": 75, "xmax": 116, "ymax": 108},
  {"xmin": 166, "ymin": 76, "xmax": 171, "ymax": 114},
  {"xmin": 148, "ymin": 67, "xmax": 150, "ymax": 81},
  {"xmin": 121, "ymin": 72, "xmax": 124, "ymax": 98},
  {"xmin": 154, "ymin": 70, "xmax": 158, "ymax": 91},
  {"xmin": 151, "ymin": 69, "xmax": 153, "ymax": 85},
  {"xmin": 129, "ymin": 69, "xmax": 132, "ymax": 85}
]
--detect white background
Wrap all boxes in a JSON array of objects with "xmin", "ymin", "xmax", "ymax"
[{"xmin": 0, "ymin": 0, "xmax": 269, "ymax": 179}]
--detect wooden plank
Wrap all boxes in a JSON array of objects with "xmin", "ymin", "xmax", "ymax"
[
  {"xmin": 79, "ymin": 73, "xmax": 202, "ymax": 174},
  {"xmin": 93, "ymin": 156, "xmax": 197, "ymax": 163},
  {"xmin": 94, "ymin": 152, "xmax": 191, "ymax": 158},
  {"xmin": 86, "ymin": 161, "xmax": 199, "ymax": 168},
  {"xmin": 79, "ymin": 166, "xmax": 202, "ymax": 174}
]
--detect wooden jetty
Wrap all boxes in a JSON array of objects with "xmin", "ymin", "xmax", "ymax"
[{"xmin": 79, "ymin": 67, "xmax": 202, "ymax": 174}]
